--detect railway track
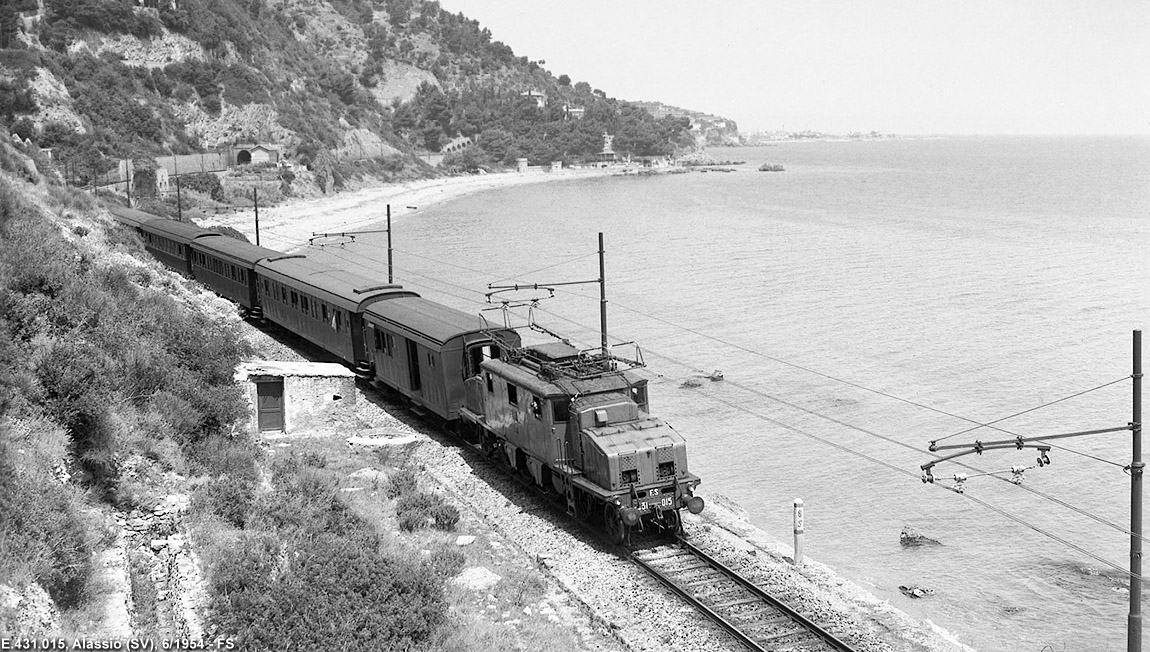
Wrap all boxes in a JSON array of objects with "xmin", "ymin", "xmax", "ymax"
[{"xmin": 630, "ymin": 537, "xmax": 859, "ymax": 652}]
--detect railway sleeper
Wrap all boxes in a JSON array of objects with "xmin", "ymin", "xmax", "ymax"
[
  {"xmin": 755, "ymin": 626, "xmax": 809, "ymax": 644},
  {"xmin": 710, "ymin": 596, "xmax": 765, "ymax": 610}
]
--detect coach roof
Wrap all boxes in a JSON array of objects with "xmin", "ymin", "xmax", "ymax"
[
  {"xmin": 142, "ymin": 219, "xmax": 221, "ymax": 244},
  {"xmin": 191, "ymin": 235, "xmax": 282, "ymax": 267},
  {"xmin": 364, "ymin": 296, "xmax": 492, "ymax": 347},
  {"xmin": 256, "ymin": 255, "xmax": 417, "ymax": 311}
]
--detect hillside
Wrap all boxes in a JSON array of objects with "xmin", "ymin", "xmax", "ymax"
[
  {"xmin": 0, "ymin": 0, "xmax": 739, "ymax": 205},
  {"xmin": 629, "ymin": 100, "xmax": 742, "ymax": 147}
]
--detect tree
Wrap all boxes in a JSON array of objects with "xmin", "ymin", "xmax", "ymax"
[{"xmin": 557, "ymin": 74, "xmax": 571, "ymax": 87}]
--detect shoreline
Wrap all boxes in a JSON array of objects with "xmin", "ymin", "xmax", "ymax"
[{"xmin": 198, "ymin": 167, "xmax": 623, "ymax": 252}]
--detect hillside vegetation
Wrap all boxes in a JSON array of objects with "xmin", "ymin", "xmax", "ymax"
[
  {"xmin": 0, "ymin": 135, "xmax": 498, "ymax": 649},
  {"xmin": 0, "ymin": 0, "xmax": 704, "ymax": 194}
]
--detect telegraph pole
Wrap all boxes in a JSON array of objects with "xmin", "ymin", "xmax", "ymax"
[
  {"xmin": 253, "ymin": 187, "xmax": 260, "ymax": 246},
  {"xmin": 387, "ymin": 204, "xmax": 393, "ymax": 283}
]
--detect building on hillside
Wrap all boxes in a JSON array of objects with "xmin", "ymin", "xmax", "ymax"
[
  {"xmin": 520, "ymin": 90, "xmax": 547, "ymax": 109},
  {"xmin": 563, "ymin": 104, "xmax": 586, "ymax": 120}
]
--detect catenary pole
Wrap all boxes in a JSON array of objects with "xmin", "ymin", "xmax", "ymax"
[
  {"xmin": 1131, "ymin": 329, "xmax": 1143, "ymax": 652},
  {"xmin": 598, "ymin": 232, "xmax": 608, "ymax": 358}
]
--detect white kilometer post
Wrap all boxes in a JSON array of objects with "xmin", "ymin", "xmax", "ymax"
[{"xmin": 793, "ymin": 498, "xmax": 805, "ymax": 566}]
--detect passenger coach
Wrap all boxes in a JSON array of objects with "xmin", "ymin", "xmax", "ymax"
[
  {"xmin": 255, "ymin": 255, "xmax": 417, "ymax": 372},
  {"xmin": 364, "ymin": 297, "xmax": 519, "ymax": 422},
  {"xmin": 140, "ymin": 219, "xmax": 221, "ymax": 277},
  {"xmin": 190, "ymin": 236, "xmax": 281, "ymax": 318}
]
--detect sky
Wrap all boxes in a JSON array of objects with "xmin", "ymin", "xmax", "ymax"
[{"xmin": 432, "ymin": 0, "xmax": 1150, "ymax": 135}]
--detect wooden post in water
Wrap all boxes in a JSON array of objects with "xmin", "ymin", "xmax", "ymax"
[{"xmin": 793, "ymin": 498, "xmax": 805, "ymax": 566}]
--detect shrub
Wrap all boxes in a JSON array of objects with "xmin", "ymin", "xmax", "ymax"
[
  {"xmin": 0, "ymin": 439, "xmax": 98, "ymax": 608},
  {"xmin": 385, "ymin": 467, "xmax": 418, "ymax": 499},
  {"xmin": 194, "ymin": 474, "xmax": 256, "ymax": 528},
  {"xmin": 189, "ymin": 434, "xmax": 259, "ymax": 527},
  {"xmin": 424, "ymin": 547, "xmax": 465, "ymax": 579},
  {"xmin": 396, "ymin": 491, "xmax": 459, "ymax": 532},
  {"xmin": 179, "ymin": 172, "xmax": 224, "ymax": 201},
  {"xmin": 206, "ymin": 532, "xmax": 446, "ymax": 650}
]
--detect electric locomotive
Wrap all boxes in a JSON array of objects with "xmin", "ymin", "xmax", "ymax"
[{"xmin": 460, "ymin": 336, "xmax": 705, "ymax": 543}]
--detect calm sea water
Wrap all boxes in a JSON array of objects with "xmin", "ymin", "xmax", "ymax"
[{"xmin": 307, "ymin": 136, "xmax": 1150, "ymax": 651}]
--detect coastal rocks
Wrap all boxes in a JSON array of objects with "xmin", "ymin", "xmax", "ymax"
[
  {"xmin": 899, "ymin": 585, "xmax": 935, "ymax": 599},
  {"xmin": 758, "ymin": 163, "xmax": 785, "ymax": 172},
  {"xmin": 900, "ymin": 527, "xmax": 942, "ymax": 547}
]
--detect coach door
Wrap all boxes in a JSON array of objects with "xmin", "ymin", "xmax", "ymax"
[
  {"xmin": 255, "ymin": 378, "xmax": 284, "ymax": 432},
  {"xmin": 406, "ymin": 338, "xmax": 422, "ymax": 392}
]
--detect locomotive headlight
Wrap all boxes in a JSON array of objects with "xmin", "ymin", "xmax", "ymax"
[{"xmin": 686, "ymin": 496, "xmax": 705, "ymax": 515}]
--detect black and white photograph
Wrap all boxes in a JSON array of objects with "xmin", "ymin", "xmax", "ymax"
[{"xmin": 1, "ymin": 1, "xmax": 1147, "ymax": 650}]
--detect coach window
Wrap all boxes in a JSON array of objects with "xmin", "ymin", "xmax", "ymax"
[
  {"xmin": 507, "ymin": 383, "xmax": 518, "ymax": 406},
  {"xmin": 485, "ymin": 372, "xmax": 493, "ymax": 393},
  {"xmin": 290, "ymin": 291, "xmax": 298, "ymax": 309},
  {"xmin": 552, "ymin": 398, "xmax": 569, "ymax": 422},
  {"xmin": 335, "ymin": 310, "xmax": 343, "ymax": 331},
  {"xmin": 530, "ymin": 396, "xmax": 543, "ymax": 420},
  {"xmin": 300, "ymin": 296, "xmax": 309, "ymax": 313}
]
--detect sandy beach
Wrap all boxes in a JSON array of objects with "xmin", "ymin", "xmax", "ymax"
[{"xmin": 199, "ymin": 167, "xmax": 620, "ymax": 252}]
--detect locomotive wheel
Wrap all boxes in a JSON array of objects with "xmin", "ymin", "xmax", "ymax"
[
  {"xmin": 603, "ymin": 504, "xmax": 626, "ymax": 545},
  {"xmin": 662, "ymin": 510, "xmax": 681, "ymax": 534}
]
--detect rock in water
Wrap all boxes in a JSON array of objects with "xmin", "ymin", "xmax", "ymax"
[
  {"xmin": 900, "ymin": 527, "xmax": 942, "ymax": 547},
  {"xmin": 899, "ymin": 585, "xmax": 935, "ymax": 598}
]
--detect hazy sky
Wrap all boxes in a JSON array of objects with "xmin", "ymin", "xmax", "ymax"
[{"xmin": 433, "ymin": 0, "xmax": 1150, "ymax": 135}]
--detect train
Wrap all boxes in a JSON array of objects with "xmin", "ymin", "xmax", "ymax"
[{"xmin": 108, "ymin": 204, "xmax": 705, "ymax": 542}]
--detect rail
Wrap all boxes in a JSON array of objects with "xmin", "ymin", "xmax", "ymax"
[{"xmin": 629, "ymin": 537, "xmax": 858, "ymax": 652}]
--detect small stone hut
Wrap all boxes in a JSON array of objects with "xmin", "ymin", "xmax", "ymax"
[{"xmin": 235, "ymin": 361, "xmax": 356, "ymax": 434}]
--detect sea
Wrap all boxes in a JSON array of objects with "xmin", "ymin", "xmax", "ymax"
[{"xmin": 305, "ymin": 136, "xmax": 1150, "ymax": 651}]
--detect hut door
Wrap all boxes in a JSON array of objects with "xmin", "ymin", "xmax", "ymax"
[{"xmin": 256, "ymin": 379, "xmax": 284, "ymax": 431}]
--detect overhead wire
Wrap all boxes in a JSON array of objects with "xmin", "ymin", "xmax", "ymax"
[
  {"xmin": 531, "ymin": 296, "xmax": 1142, "ymax": 543},
  {"xmin": 547, "ymin": 284, "xmax": 1130, "ymax": 468},
  {"xmin": 312, "ymin": 240, "xmax": 1143, "ymax": 556},
  {"xmin": 933, "ymin": 376, "xmax": 1131, "ymax": 443}
]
